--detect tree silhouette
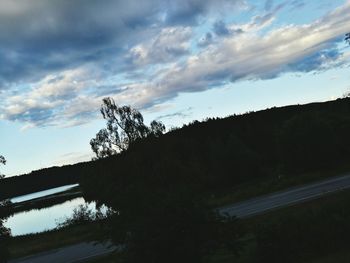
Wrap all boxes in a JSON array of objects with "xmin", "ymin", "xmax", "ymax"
[
  {"xmin": 0, "ymin": 156, "xmax": 6, "ymax": 179},
  {"xmin": 90, "ymin": 97, "xmax": 165, "ymax": 159},
  {"xmin": 0, "ymin": 216, "xmax": 10, "ymax": 263},
  {"xmin": 0, "ymin": 155, "xmax": 10, "ymax": 263}
]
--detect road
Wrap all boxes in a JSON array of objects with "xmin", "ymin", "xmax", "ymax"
[
  {"xmin": 10, "ymin": 173, "xmax": 350, "ymax": 262},
  {"xmin": 218, "ymin": 173, "xmax": 350, "ymax": 218},
  {"xmin": 9, "ymin": 241, "xmax": 117, "ymax": 263}
]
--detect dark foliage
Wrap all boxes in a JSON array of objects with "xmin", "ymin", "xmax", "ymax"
[
  {"xmin": 0, "ymin": 156, "xmax": 9, "ymax": 262},
  {"xmin": 0, "ymin": 201, "xmax": 10, "ymax": 263},
  {"xmin": 105, "ymin": 193, "xmax": 244, "ymax": 263},
  {"xmin": 255, "ymin": 193, "xmax": 350, "ymax": 262},
  {"xmin": 0, "ymin": 219, "xmax": 10, "ymax": 263},
  {"xmin": 0, "ymin": 156, "xmax": 5, "ymax": 179}
]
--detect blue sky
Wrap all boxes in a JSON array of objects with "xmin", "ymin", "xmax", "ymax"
[{"xmin": 0, "ymin": 0, "xmax": 349, "ymax": 176}]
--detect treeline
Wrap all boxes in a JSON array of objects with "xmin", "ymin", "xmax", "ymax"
[
  {"xmin": 0, "ymin": 164, "xmax": 82, "ymax": 200},
  {"xmin": 3, "ymin": 97, "xmax": 350, "ymax": 200},
  {"xmin": 82, "ymin": 97, "xmax": 350, "ymax": 202}
]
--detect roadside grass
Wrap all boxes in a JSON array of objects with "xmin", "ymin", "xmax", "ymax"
[
  {"xmin": 304, "ymin": 249, "xmax": 350, "ymax": 263},
  {"xmin": 233, "ymin": 187, "xmax": 350, "ymax": 263},
  {"xmin": 243, "ymin": 186, "xmax": 350, "ymax": 226},
  {"xmin": 206, "ymin": 163, "xmax": 350, "ymax": 208},
  {"xmin": 8, "ymin": 222, "xmax": 106, "ymax": 259}
]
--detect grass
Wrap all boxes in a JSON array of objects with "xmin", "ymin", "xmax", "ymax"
[
  {"xmin": 206, "ymin": 163, "xmax": 350, "ymax": 208},
  {"xmin": 8, "ymin": 222, "xmax": 106, "ymax": 259},
  {"xmin": 305, "ymin": 249, "xmax": 350, "ymax": 263},
  {"xmin": 233, "ymin": 187, "xmax": 350, "ymax": 263}
]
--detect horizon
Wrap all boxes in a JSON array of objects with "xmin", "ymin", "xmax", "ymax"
[{"xmin": 1, "ymin": 0, "xmax": 350, "ymax": 176}]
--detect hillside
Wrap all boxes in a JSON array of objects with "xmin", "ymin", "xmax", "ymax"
[{"xmin": 2, "ymin": 97, "xmax": 350, "ymax": 201}]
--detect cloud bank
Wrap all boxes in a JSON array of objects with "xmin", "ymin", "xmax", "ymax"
[{"xmin": 0, "ymin": 0, "xmax": 349, "ymax": 128}]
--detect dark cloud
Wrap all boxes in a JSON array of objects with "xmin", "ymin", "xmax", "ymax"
[
  {"xmin": 164, "ymin": 0, "xmax": 245, "ymax": 25},
  {"xmin": 198, "ymin": 32, "xmax": 213, "ymax": 47},
  {"xmin": 7, "ymin": 106, "xmax": 56, "ymax": 127},
  {"xmin": 91, "ymin": 85, "xmax": 127, "ymax": 97},
  {"xmin": 288, "ymin": 47, "xmax": 342, "ymax": 73},
  {"xmin": 0, "ymin": 0, "xmax": 243, "ymax": 86},
  {"xmin": 213, "ymin": 20, "xmax": 230, "ymax": 36}
]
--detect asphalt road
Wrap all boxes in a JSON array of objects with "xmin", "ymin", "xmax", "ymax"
[
  {"xmin": 10, "ymin": 174, "xmax": 350, "ymax": 262},
  {"xmin": 218, "ymin": 174, "xmax": 350, "ymax": 218},
  {"xmin": 9, "ymin": 241, "xmax": 117, "ymax": 263}
]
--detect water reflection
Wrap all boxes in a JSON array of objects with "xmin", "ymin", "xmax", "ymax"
[
  {"xmin": 11, "ymin": 184, "xmax": 79, "ymax": 203},
  {"xmin": 4, "ymin": 197, "xmax": 98, "ymax": 236}
]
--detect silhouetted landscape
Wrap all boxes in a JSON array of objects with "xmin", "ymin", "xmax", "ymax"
[
  {"xmin": 1, "ymin": 1, "xmax": 350, "ymax": 263},
  {"xmin": 4, "ymin": 97, "xmax": 350, "ymax": 197},
  {"xmin": 3, "ymin": 97, "xmax": 350, "ymax": 262}
]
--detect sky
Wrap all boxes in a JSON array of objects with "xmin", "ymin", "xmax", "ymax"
[{"xmin": 0, "ymin": 0, "xmax": 349, "ymax": 176}]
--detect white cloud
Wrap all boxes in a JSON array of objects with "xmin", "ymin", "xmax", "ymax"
[{"xmin": 51, "ymin": 151, "xmax": 94, "ymax": 167}]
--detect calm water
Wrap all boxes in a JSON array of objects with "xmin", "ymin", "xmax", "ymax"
[
  {"xmin": 11, "ymin": 184, "xmax": 79, "ymax": 203},
  {"xmin": 3, "ymin": 184, "xmax": 102, "ymax": 236},
  {"xmin": 4, "ymin": 197, "xmax": 98, "ymax": 236}
]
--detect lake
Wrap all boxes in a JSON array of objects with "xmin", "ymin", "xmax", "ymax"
[{"xmin": 3, "ymin": 184, "xmax": 100, "ymax": 236}]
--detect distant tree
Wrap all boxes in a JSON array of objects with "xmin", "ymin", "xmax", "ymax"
[
  {"xmin": 0, "ymin": 155, "xmax": 6, "ymax": 179},
  {"xmin": 90, "ymin": 97, "xmax": 165, "ymax": 159},
  {"xmin": 0, "ymin": 155, "xmax": 10, "ymax": 263}
]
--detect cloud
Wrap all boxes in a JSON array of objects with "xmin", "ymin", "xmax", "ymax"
[
  {"xmin": 128, "ymin": 27, "xmax": 192, "ymax": 65},
  {"xmin": 125, "ymin": 1, "xmax": 350, "ymax": 107},
  {"xmin": 0, "ymin": 0, "xmax": 349, "ymax": 129},
  {"xmin": 163, "ymin": 0, "xmax": 248, "ymax": 25},
  {"xmin": 1, "ymin": 67, "xmax": 101, "ymax": 126},
  {"xmin": 52, "ymin": 151, "xmax": 94, "ymax": 166},
  {"xmin": 156, "ymin": 107, "xmax": 193, "ymax": 120},
  {"xmin": 0, "ymin": 0, "xmax": 245, "ymax": 87},
  {"xmin": 213, "ymin": 20, "xmax": 230, "ymax": 36},
  {"xmin": 198, "ymin": 32, "xmax": 214, "ymax": 47}
]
